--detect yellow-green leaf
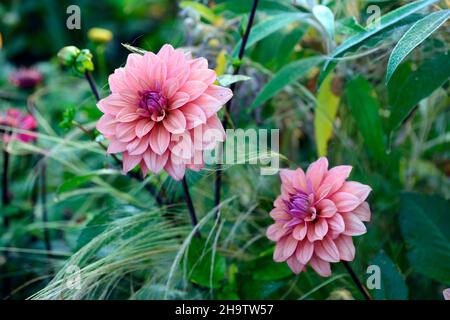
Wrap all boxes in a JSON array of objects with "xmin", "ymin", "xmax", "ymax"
[{"xmin": 314, "ymin": 74, "xmax": 340, "ymax": 157}]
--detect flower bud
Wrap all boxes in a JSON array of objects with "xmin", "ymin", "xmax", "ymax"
[
  {"xmin": 57, "ymin": 46, "xmax": 80, "ymax": 67},
  {"xmin": 74, "ymin": 49, "xmax": 94, "ymax": 74},
  {"xmin": 88, "ymin": 27, "xmax": 113, "ymax": 44},
  {"xmin": 9, "ymin": 68, "xmax": 43, "ymax": 89}
]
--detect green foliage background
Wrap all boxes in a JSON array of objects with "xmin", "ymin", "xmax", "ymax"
[{"xmin": 0, "ymin": 0, "xmax": 449, "ymax": 300}]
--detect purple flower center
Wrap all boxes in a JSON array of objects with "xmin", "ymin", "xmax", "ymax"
[
  {"xmin": 138, "ymin": 90, "xmax": 167, "ymax": 119},
  {"xmin": 285, "ymin": 189, "xmax": 311, "ymax": 221}
]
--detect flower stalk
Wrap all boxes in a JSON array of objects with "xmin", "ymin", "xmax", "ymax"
[
  {"xmin": 342, "ymin": 261, "xmax": 372, "ymax": 300},
  {"xmin": 215, "ymin": 0, "xmax": 259, "ymax": 211},
  {"xmin": 181, "ymin": 177, "xmax": 200, "ymax": 238}
]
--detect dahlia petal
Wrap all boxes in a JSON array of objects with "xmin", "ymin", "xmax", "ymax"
[
  {"xmin": 189, "ymin": 57, "xmax": 208, "ymax": 70},
  {"xmin": 293, "ymin": 223, "xmax": 307, "ymax": 240},
  {"xmin": 107, "ymin": 140, "xmax": 127, "ymax": 154},
  {"xmin": 96, "ymin": 114, "xmax": 116, "ymax": 136},
  {"xmin": 162, "ymin": 78, "xmax": 179, "ymax": 98},
  {"xmin": 270, "ymin": 207, "xmax": 290, "ymax": 221},
  {"xmin": 157, "ymin": 44, "xmax": 175, "ymax": 60},
  {"xmin": 266, "ymin": 223, "xmax": 287, "ymax": 242},
  {"xmin": 128, "ymin": 136, "xmax": 149, "ymax": 156},
  {"xmin": 164, "ymin": 158, "xmax": 186, "ymax": 180},
  {"xmin": 143, "ymin": 150, "xmax": 169, "ymax": 173},
  {"xmin": 205, "ymin": 85, "xmax": 233, "ymax": 105},
  {"xmin": 170, "ymin": 132, "xmax": 193, "ymax": 159},
  {"xmin": 180, "ymin": 80, "xmax": 208, "ymax": 102},
  {"xmin": 352, "ymin": 202, "xmax": 371, "ymax": 222},
  {"xmin": 316, "ymin": 199, "xmax": 337, "ymax": 218},
  {"xmin": 135, "ymin": 119, "xmax": 155, "ymax": 138},
  {"xmin": 339, "ymin": 181, "xmax": 372, "ymax": 202},
  {"xmin": 140, "ymin": 160, "xmax": 149, "ymax": 176},
  {"xmin": 97, "ymin": 94, "xmax": 131, "ymax": 116},
  {"xmin": 287, "ymin": 256, "xmax": 304, "ymax": 274},
  {"xmin": 280, "ymin": 169, "xmax": 297, "ymax": 195},
  {"xmin": 169, "ymin": 92, "xmax": 190, "ymax": 110},
  {"xmin": 22, "ymin": 115, "xmax": 37, "ymax": 130},
  {"xmin": 116, "ymin": 122, "xmax": 137, "ymax": 142},
  {"xmin": 342, "ymin": 212, "xmax": 367, "ymax": 236},
  {"xmin": 150, "ymin": 59, "xmax": 167, "ymax": 90},
  {"xmin": 321, "ymin": 165, "xmax": 352, "ymax": 195},
  {"xmin": 314, "ymin": 237, "xmax": 340, "ymax": 262},
  {"xmin": 108, "ymin": 68, "xmax": 127, "ymax": 93},
  {"xmin": 126, "ymin": 53, "xmax": 144, "ymax": 68},
  {"xmin": 283, "ymin": 235, "xmax": 298, "ymax": 259},
  {"xmin": 163, "ymin": 109, "xmax": 186, "ymax": 134},
  {"xmin": 315, "ymin": 183, "xmax": 333, "ymax": 202},
  {"xmin": 307, "ymin": 218, "xmax": 328, "ymax": 242},
  {"xmin": 334, "ymin": 235, "xmax": 355, "ymax": 261},
  {"xmin": 190, "ymin": 69, "xmax": 216, "ymax": 86},
  {"xmin": 116, "ymin": 108, "xmax": 140, "ymax": 123},
  {"xmin": 330, "ymin": 192, "xmax": 361, "ymax": 212},
  {"xmin": 296, "ymin": 240, "xmax": 314, "ymax": 264},
  {"xmin": 306, "ymin": 157, "xmax": 329, "ymax": 191},
  {"xmin": 193, "ymin": 94, "xmax": 222, "ymax": 117},
  {"xmin": 328, "ymin": 213, "xmax": 345, "ymax": 234},
  {"xmin": 274, "ymin": 237, "xmax": 288, "ymax": 262},
  {"xmin": 309, "ymin": 256, "xmax": 332, "ymax": 277},
  {"xmin": 149, "ymin": 124, "xmax": 170, "ymax": 155},
  {"xmin": 122, "ymin": 152, "xmax": 141, "ymax": 173},
  {"xmin": 180, "ymin": 103, "xmax": 207, "ymax": 129}
]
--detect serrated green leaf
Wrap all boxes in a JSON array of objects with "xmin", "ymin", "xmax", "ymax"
[
  {"xmin": 386, "ymin": 10, "xmax": 450, "ymax": 83},
  {"xmin": 371, "ymin": 252, "xmax": 409, "ymax": 300},
  {"xmin": 399, "ymin": 192, "xmax": 450, "ymax": 285},
  {"xmin": 232, "ymin": 13, "xmax": 309, "ymax": 58},
  {"xmin": 388, "ymin": 51, "xmax": 450, "ymax": 131},
  {"xmin": 314, "ymin": 73, "xmax": 340, "ymax": 157},
  {"xmin": 345, "ymin": 76, "xmax": 386, "ymax": 161},
  {"xmin": 249, "ymin": 56, "xmax": 324, "ymax": 111}
]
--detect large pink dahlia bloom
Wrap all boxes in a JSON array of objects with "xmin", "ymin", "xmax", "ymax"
[
  {"xmin": 266, "ymin": 157, "xmax": 372, "ymax": 276},
  {"xmin": 0, "ymin": 108, "xmax": 37, "ymax": 143},
  {"xmin": 96, "ymin": 44, "xmax": 232, "ymax": 180}
]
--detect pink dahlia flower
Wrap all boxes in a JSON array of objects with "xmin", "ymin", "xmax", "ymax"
[
  {"xmin": 96, "ymin": 44, "xmax": 232, "ymax": 180},
  {"xmin": 9, "ymin": 67, "xmax": 43, "ymax": 89},
  {"xmin": 444, "ymin": 288, "xmax": 450, "ymax": 300},
  {"xmin": 266, "ymin": 157, "xmax": 372, "ymax": 276},
  {"xmin": 0, "ymin": 108, "xmax": 37, "ymax": 143}
]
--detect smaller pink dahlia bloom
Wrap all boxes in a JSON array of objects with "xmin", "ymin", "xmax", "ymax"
[
  {"xmin": 96, "ymin": 44, "xmax": 232, "ymax": 180},
  {"xmin": 266, "ymin": 157, "xmax": 372, "ymax": 276},
  {"xmin": 0, "ymin": 108, "xmax": 37, "ymax": 143}
]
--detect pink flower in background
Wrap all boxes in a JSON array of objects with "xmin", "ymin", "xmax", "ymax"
[
  {"xmin": 96, "ymin": 44, "xmax": 232, "ymax": 180},
  {"xmin": 266, "ymin": 157, "xmax": 372, "ymax": 276},
  {"xmin": 9, "ymin": 67, "xmax": 43, "ymax": 89},
  {"xmin": 444, "ymin": 288, "xmax": 450, "ymax": 300},
  {"xmin": 0, "ymin": 108, "xmax": 37, "ymax": 143}
]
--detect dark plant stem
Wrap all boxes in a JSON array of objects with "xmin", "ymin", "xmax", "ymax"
[
  {"xmin": 40, "ymin": 160, "xmax": 52, "ymax": 255},
  {"xmin": 2, "ymin": 149, "xmax": 11, "ymax": 298},
  {"xmin": 181, "ymin": 177, "xmax": 200, "ymax": 238},
  {"xmin": 214, "ymin": 0, "xmax": 259, "ymax": 211},
  {"xmin": 81, "ymin": 73, "xmax": 164, "ymax": 206},
  {"xmin": 84, "ymin": 72, "xmax": 100, "ymax": 101},
  {"xmin": 342, "ymin": 261, "xmax": 372, "ymax": 300}
]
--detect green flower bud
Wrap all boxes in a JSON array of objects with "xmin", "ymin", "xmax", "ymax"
[
  {"xmin": 74, "ymin": 49, "xmax": 94, "ymax": 74},
  {"xmin": 57, "ymin": 46, "xmax": 80, "ymax": 67}
]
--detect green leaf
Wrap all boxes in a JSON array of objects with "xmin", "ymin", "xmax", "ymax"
[
  {"xmin": 314, "ymin": 73, "xmax": 340, "ymax": 157},
  {"xmin": 312, "ymin": 5, "xmax": 335, "ymax": 39},
  {"xmin": 345, "ymin": 76, "xmax": 386, "ymax": 162},
  {"xmin": 121, "ymin": 43, "xmax": 147, "ymax": 55},
  {"xmin": 371, "ymin": 252, "xmax": 409, "ymax": 300},
  {"xmin": 57, "ymin": 169, "xmax": 119, "ymax": 194},
  {"xmin": 335, "ymin": 16, "xmax": 366, "ymax": 36},
  {"xmin": 320, "ymin": 0, "xmax": 438, "ymax": 84},
  {"xmin": 185, "ymin": 237, "xmax": 226, "ymax": 288},
  {"xmin": 252, "ymin": 255, "xmax": 293, "ymax": 281},
  {"xmin": 180, "ymin": 1, "xmax": 220, "ymax": 24},
  {"xmin": 388, "ymin": 50, "xmax": 450, "ymax": 131},
  {"xmin": 386, "ymin": 10, "xmax": 450, "ymax": 83},
  {"xmin": 249, "ymin": 56, "xmax": 324, "ymax": 111},
  {"xmin": 232, "ymin": 13, "xmax": 309, "ymax": 58},
  {"xmin": 399, "ymin": 192, "xmax": 450, "ymax": 285},
  {"xmin": 214, "ymin": 0, "xmax": 297, "ymax": 15},
  {"xmin": 217, "ymin": 74, "xmax": 251, "ymax": 87}
]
